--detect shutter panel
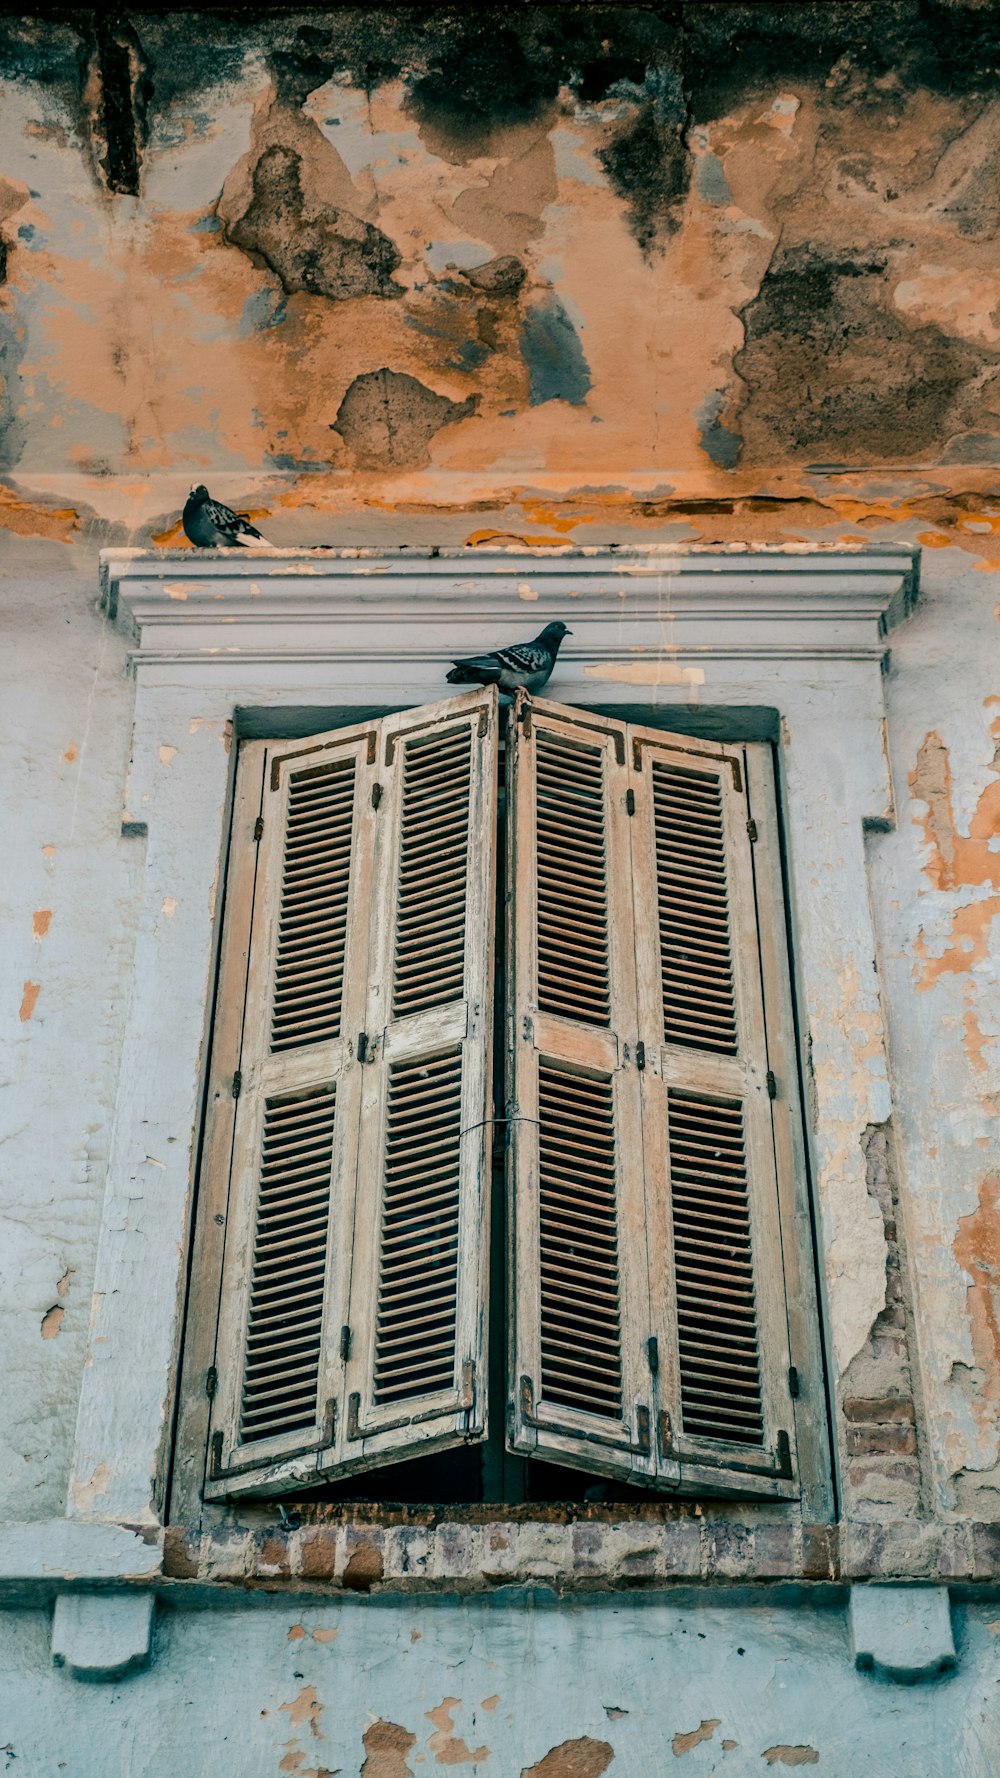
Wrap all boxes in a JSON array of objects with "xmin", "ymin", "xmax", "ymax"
[
  {"xmin": 508, "ymin": 697, "xmax": 798, "ymax": 1498},
  {"xmin": 206, "ymin": 719, "xmax": 379, "ymax": 1498},
  {"xmin": 630, "ymin": 725, "xmax": 798, "ymax": 1495},
  {"xmin": 340, "ymin": 690, "xmax": 499, "ymax": 1474},
  {"xmin": 507, "ymin": 697, "xmax": 655, "ymax": 1484},
  {"xmin": 205, "ymin": 690, "xmax": 497, "ymax": 1497}
]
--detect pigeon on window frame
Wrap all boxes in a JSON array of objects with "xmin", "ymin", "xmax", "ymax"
[
  {"xmin": 445, "ymin": 621, "xmax": 571, "ymax": 696},
  {"xmin": 182, "ymin": 484, "xmax": 274, "ymax": 549}
]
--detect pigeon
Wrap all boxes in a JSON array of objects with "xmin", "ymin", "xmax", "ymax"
[
  {"xmin": 182, "ymin": 484, "xmax": 274, "ymax": 549},
  {"xmin": 446, "ymin": 621, "xmax": 571, "ymax": 695}
]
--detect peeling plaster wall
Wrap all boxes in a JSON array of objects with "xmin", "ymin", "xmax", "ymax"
[
  {"xmin": 1, "ymin": 1595, "xmax": 999, "ymax": 1776},
  {"xmin": 2, "ymin": 1, "xmax": 1000, "ymax": 1756}
]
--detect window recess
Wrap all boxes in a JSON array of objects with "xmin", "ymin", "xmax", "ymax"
[{"xmin": 196, "ymin": 690, "xmax": 800, "ymax": 1503}]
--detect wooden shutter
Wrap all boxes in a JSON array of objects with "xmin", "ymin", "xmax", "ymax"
[
  {"xmin": 341, "ymin": 694, "xmax": 498, "ymax": 1475},
  {"xmin": 507, "ymin": 697, "xmax": 798, "ymax": 1496},
  {"xmin": 507, "ymin": 698, "xmax": 655, "ymax": 1484},
  {"xmin": 630, "ymin": 721, "xmax": 798, "ymax": 1496},
  {"xmin": 205, "ymin": 690, "xmax": 497, "ymax": 1498}
]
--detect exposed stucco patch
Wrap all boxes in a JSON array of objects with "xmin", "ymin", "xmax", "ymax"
[
  {"xmin": 673, "ymin": 1719, "xmax": 721, "ymax": 1756},
  {"xmin": 521, "ymin": 1739, "xmax": 614, "ymax": 1778},
  {"xmin": 281, "ymin": 1685, "xmax": 323, "ymax": 1738},
  {"xmin": 331, "ymin": 370, "xmax": 478, "ymax": 469},
  {"xmin": 362, "ymin": 1721, "xmax": 417, "ymax": 1778},
  {"xmin": 40, "ymin": 1305, "xmax": 64, "ymax": 1340},
  {"xmin": 18, "ymin": 981, "xmax": 40, "ymax": 1022},
  {"xmin": 425, "ymin": 1699, "xmax": 489, "ymax": 1766},
  {"xmin": 227, "ymin": 143, "xmax": 402, "ymax": 302},
  {"xmin": 954, "ymin": 1173, "xmax": 1000, "ymax": 1411},
  {"xmin": 910, "ymin": 707, "xmax": 1000, "ymax": 987},
  {"xmin": 736, "ymin": 246, "xmax": 991, "ymax": 465},
  {"xmin": 762, "ymin": 1751, "xmax": 819, "ymax": 1768},
  {"xmin": 0, "ymin": 486, "xmax": 78, "ymax": 542}
]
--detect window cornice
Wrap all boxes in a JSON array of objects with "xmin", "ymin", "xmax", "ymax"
[{"xmin": 101, "ymin": 545, "xmax": 918, "ymax": 667}]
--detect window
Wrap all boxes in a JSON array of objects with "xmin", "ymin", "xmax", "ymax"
[{"xmin": 188, "ymin": 686, "xmax": 802, "ymax": 1507}]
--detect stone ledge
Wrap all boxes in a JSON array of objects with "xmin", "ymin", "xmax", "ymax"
[
  {"xmin": 154, "ymin": 1517, "xmax": 993, "ymax": 1592},
  {"xmin": 4, "ymin": 1515, "xmax": 1000, "ymax": 1602}
]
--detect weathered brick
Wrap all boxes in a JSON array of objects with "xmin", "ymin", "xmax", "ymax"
[
  {"xmin": 801, "ymin": 1524, "xmax": 839, "ymax": 1580},
  {"xmin": 971, "ymin": 1522, "xmax": 1000, "ymax": 1579},
  {"xmin": 342, "ymin": 1535, "xmax": 384, "ymax": 1591},
  {"xmin": 200, "ymin": 1529, "xmax": 250, "ymax": 1581},
  {"xmin": 297, "ymin": 1527, "xmax": 338, "ymax": 1581},
  {"xmin": 845, "ymin": 1422, "xmax": 917, "ymax": 1456},
  {"xmin": 255, "ymin": 1531, "xmax": 291, "ymax": 1577},
  {"xmin": 842, "ymin": 1396, "xmax": 915, "ymax": 1423},
  {"xmin": 753, "ymin": 1524, "xmax": 798, "ymax": 1577},
  {"xmin": 434, "ymin": 1524, "xmax": 474, "ymax": 1579},
  {"xmin": 162, "ymin": 1523, "xmax": 200, "ymax": 1580},
  {"xmin": 661, "ymin": 1521, "xmax": 702, "ymax": 1578},
  {"xmin": 705, "ymin": 1523, "xmax": 752, "ymax": 1579},
  {"xmin": 938, "ymin": 1523, "xmax": 974, "ymax": 1580}
]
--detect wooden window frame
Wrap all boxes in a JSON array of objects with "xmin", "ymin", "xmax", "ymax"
[{"xmin": 61, "ymin": 546, "xmax": 916, "ymax": 1559}]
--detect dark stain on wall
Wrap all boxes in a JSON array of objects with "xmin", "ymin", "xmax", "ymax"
[
  {"xmin": 734, "ymin": 246, "xmax": 992, "ymax": 463},
  {"xmin": 521, "ymin": 295, "xmax": 592, "ymax": 408},
  {"xmin": 4, "ymin": 4, "xmax": 1000, "ymax": 248},
  {"xmin": 226, "ymin": 145, "xmax": 403, "ymax": 301},
  {"xmin": 598, "ymin": 65, "xmax": 690, "ymax": 254},
  {"xmin": 89, "ymin": 14, "xmax": 153, "ymax": 195},
  {"xmin": 331, "ymin": 369, "xmax": 479, "ymax": 468}
]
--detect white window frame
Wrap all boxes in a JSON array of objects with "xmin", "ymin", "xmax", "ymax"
[{"xmin": 61, "ymin": 545, "xmax": 915, "ymax": 1552}]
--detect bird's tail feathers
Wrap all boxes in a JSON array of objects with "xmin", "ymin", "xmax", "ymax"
[
  {"xmin": 234, "ymin": 532, "xmax": 273, "ymax": 549},
  {"xmin": 446, "ymin": 665, "xmax": 482, "ymax": 684}
]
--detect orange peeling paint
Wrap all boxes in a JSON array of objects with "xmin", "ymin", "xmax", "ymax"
[
  {"xmin": 63, "ymin": 742, "xmax": 78, "ymax": 763},
  {"xmin": 425, "ymin": 1700, "xmax": 489, "ymax": 1766},
  {"xmin": 915, "ymin": 895, "xmax": 1000, "ymax": 988},
  {"xmin": 281, "ymin": 1685, "xmax": 323, "ymax": 1738},
  {"xmin": 963, "ymin": 987, "xmax": 994, "ymax": 1076},
  {"xmin": 0, "ymin": 487, "xmax": 78, "ymax": 542},
  {"xmin": 40, "ymin": 1305, "xmax": 64, "ymax": 1340},
  {"xmin": 287, "ymin": 1624, "xmax": 306, "ymax": 1641},
  {"xmin": 910, "ymin": 706, "xmax": 1000, "ymax": 989},
  {"xmin": 19, "ymin": 981, "xmax": 40, "ymax": 1022},
  {"xmin": 32, "ymin": 909, "xmax": 52, "ymax": 939},
  {"xmin": 954, "ymin": 1173, "xmax": 1000, "ymax": 1406},
  {"xmin": 673, "ymin": 1720, "xmax": 721, "ymax": 1756},
  {"xmin": 464, "ymin": 530, "xmax": 573, "ymax": 549}
]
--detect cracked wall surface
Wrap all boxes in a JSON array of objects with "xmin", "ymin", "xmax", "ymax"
[{"xmin": 1, "ymin": 0, "xmax": 999, "ymax": 1562}]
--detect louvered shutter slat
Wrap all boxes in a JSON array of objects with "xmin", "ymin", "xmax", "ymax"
[
  {"xmin": 508, "ymin": 700, "xmax": 653, "ymax": 1484},
  {"xmin": 342, "ymin": 691, "xmax": 497, "ymax": 1474},
  {"xmin": 206, "ymin": 724, "xmax": 380, "ymax": 1498},
  {"xmin": 632, "ymin": 726, "xmax": 798, "ymax": 1493}
]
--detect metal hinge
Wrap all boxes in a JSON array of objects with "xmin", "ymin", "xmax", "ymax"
[
  {"xmin": 340, "ymin": 1325, "xmax": 352, "ymax": 1362},
  {"xmin": 646, "ymin": 1336, "xmax": 659, "ymax": 1375},
  {"xmin": 231, "ymin": 1070, "xmax": 242, "ymax": 1099},
  {"xmin": 747, "ymin": 818, "xmax": 758, "ymax": 842},
  {"xmin": 253, "ymin": 815, "xmax": 264, "ymax": 841},
  {"xmin": 626, "ymin": 788, "xmax": 636, "ymax": 817},
  {"xmin": 635, "ymin": 1040, "xmax": 646, "ymax": 1071},
  {"xmin": 765, "ymin": 1069, "xmax": 777, "ymax": 1099},
  {"xmin": 357, "ymin": 1032, "xmax": 369, "ymax": 1064},
  {"xmin": 788, "ymin": 1365, "xmax": 800, "ymax": 1399},
  {"xmin": 205, "ymin": 1365, "xmax": 217, "ymax": 1399},
  {"xmin": 371, "ymin": 783, "xmax": 382, "ymax": 809}
]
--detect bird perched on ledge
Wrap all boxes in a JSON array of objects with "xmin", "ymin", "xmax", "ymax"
[
  {"xmin": 182, "ymin": 484, "xmax": 273, "ymax": 549},
  {"xmin": 446, "ymin": 621, "xmax": 571, "ymax": 696}
]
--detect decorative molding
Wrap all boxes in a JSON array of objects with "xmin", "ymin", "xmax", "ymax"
[{"xmin": 101, "ymin": 546, "xmax": 919, "ymax": 668}]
